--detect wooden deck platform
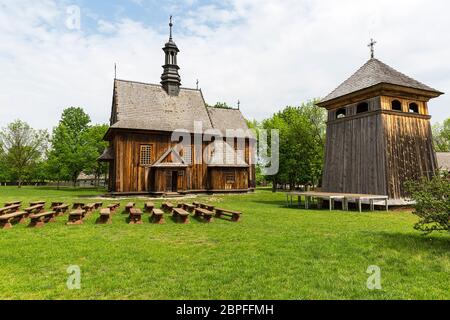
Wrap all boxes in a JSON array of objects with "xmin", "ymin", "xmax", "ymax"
[{"xmin": 286, "ymin": 192, "xmax": 389, "ymax": 212}]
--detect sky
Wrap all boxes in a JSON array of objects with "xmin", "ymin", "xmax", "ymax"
[{"xmin": 1, "ymin": 0, "xmax": 450, "ymax": 131}]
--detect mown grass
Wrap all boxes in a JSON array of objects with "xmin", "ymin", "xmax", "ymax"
[{"xmin": 1, "ymin": 186, "xmax": 450, "ymax": 300}]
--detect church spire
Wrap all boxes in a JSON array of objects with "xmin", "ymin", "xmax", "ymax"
[{"xmin": 161, "ymin": 16, "xmax": 181, "ymax": 96}]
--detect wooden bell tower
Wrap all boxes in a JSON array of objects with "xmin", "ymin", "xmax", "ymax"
[{"xmin": 317, "ymin": 43, "xmax": 443, "ymax": 200}]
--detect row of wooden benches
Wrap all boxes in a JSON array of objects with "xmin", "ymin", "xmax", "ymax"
[
  {"xmin": 0, "ymin": 200, "xmax": 242, "ymax": 229},
  {"xmin": 0, "ymin": 201, "xmax": 111, "ymax": 229}
]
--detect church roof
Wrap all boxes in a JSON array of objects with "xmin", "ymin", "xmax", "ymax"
[
  {"xmin": 111, "ymin": 79, "xmax": 213, "ymax": 132},
  {"xmin": 321, "ymin": 58, "xmax": 442, "ymax": 103},
  {"xmin": 109, "ymin": 79, "xmax": 250, "ymax": 136},
  {"xmin": 207, "ymin": 107, "xmax": 250, "ymax": 136}
]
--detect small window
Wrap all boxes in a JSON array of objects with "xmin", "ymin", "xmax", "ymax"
[
  {"xmin": 182, "ymin": 146, "xmax": 192, "ymax": 165},
  {"xmin": 356, "ymin": 102, "xmax": 369, "ymax": 114},
  {"xmin": 409, "ymin": 102, "xmax": 419, "ymax": 113},
  {"xmin": 140, "ymin": 145, "xmax": 153, "ymax": 166},
  {"xmin": 336, "ymin": 108, "xmax": 347, "ymax": 119},
  {"xmin": 226, "ymin": 174, "xmax": 236, "ymax": 184},
  {"xmin": 391, "ymin": 100, "xmax": 402, "ymax": 111}
]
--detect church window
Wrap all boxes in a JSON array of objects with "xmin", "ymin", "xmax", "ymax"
[
  {"xmin": 409, "ymin": 102, "xmax": 419, "ymax": 113},
  {"xmin": 391, "ymin": 100, "xmax": 402, "ymax": 111},
  {"xmin": 356, "ymin": 102, "xmax": 369, "ymax": 114},
  {"xmin": 226, "ymin": 172, "xmax": 236, "ymax": 184},
  {"xmin": 336, "ymin": 108, "xmax": 347, "ymax": 119},
  {"xmin": 182, "ymin": 145, "xmax": 192, "ymax": 165},
  {"xmin": 140, "ymin": 145, "xmax": 153, "ymax": 166}
]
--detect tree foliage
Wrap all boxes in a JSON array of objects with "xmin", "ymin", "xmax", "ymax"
[
  {"xmin": 48, "ymin": 107, "xmax": 96, "ymax": 185},
  {"xmin": 261, "ymin": 99, "xmax": 326, "ymax": 190},
  {"xmin": 0, "ymin": 120, "xmax": 48, "ymax": 187},
  {"xmin": 405, "ymin": 172, "xmax": 450, "ymax": 234},
  {"xmin": 433, "ymin": 118, "xmax": 450, "ymax": 152}
]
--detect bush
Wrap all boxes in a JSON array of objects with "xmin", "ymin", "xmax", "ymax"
[{"xmin": 405, "ymin": 171, "xmax": 450, "ymax": 233}]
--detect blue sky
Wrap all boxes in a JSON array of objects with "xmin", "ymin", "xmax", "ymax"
[{"xmin": 1, "ymin": 0, "xmax": 450, "ymax": 130}]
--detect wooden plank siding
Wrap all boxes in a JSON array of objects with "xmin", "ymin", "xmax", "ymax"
[
  {"xmin": 322, "ymin": 112, "xmax": 387, "ymax": 196},
  {"xmin": 322, "ymin": 95, "xmax": 437, "ymax": 200},
  {"xmin": 109, "ymin": 130, "xmax": 254, "ymax": 194}
]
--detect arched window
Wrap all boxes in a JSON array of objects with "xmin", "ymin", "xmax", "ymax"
[
  {"xmin": 356, "ymin": 102, "xmax": 369, "ymax": 114},
  {"xmin": 336, "ymin": 108, "xmax": 346, "ymax": 119},
  {"xmin": 391, "ymin": 100, "xmax": 402, "ymax": 111},
  {"xmin": 409, "ymin": 102, "xmax": 419, "ymax": 113}
]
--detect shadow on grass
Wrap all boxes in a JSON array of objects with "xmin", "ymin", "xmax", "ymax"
[{"xmin": 369, "ymin": 231, "xmax": 450, "ymax": 254}]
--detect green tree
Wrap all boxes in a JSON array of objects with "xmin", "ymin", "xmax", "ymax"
[
  {"xmin": 405, "ymin": 172, "xmax": 450, "ymax": 233},
  {"xmin": 0, "ymin": 120, "xmax": 48, "ymax": 187},
  {"xmin": 49, "ymin": 107, "xmax": 92, "ymax": 186},
  {"xmin": 433, "ymin": 118, "xmax": 450, "ymax": 152},
  {"xmin": 83, "ymin": 124, "xmax": 109, "ymax": 187},
  {"xmin": 262, "ymin": 99, "xmax": 326, "ymax": 191}
]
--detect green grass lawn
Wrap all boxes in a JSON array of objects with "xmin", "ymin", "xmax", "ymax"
[{"xmin": 1, "ymin": 186, "xmax": 450, "ymax": 300}]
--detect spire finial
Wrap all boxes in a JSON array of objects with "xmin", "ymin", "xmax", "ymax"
[
  {"xmin": 196, "ymin": 79, "xmax": 199, "ymax": 90},
  {"xmin": 169, "ymin": 15, "xmax": 173, "ymax": 40},
  {"xmin": 237, "ymin": 99, "xmax": 241, "ymax": 110},
  {"xmin": 114, "ymin": 63, "xmax": 117, "ymax": 79},
  {"xmin": 368, "ymin": 38, "xmax": 377, "ymax": 59}
]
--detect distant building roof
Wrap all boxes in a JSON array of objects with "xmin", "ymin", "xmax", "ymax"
[
  {"xmin": 109, "ymin": 79, "xmax": 250, "ymax": 137},
  {"xmin": 77, "ymin": 172, "xmax": 106, "ymax": 181},
  {"xmin": 437, "ymin": 152, "xmax": 450, "ymax": 171},
  {"xmin": 321, "ymin": 58, "xmax": 442, "ymax": 103}
]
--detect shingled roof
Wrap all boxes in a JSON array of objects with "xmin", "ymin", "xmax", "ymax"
[
  {"xmin": 111, "ymin": 79, "xmax": 213, "ymax": 132},
  {"xmin": 322, "ymin": 58, "xmax": 442, "ymax": 103},
  {"xmin": 108, "ymin": 79, "xmax": 250, "ymax": 136}
]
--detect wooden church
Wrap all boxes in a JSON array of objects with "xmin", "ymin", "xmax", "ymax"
[
  {"xmin": 100, "ymin": 19, "xmax": 255, "ymax": 195},
  {"xmin": 317, "ymin": 43, "xmax": 443, "ymax": 200}
]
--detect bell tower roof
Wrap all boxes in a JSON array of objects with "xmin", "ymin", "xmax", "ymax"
[{"xmin": 319, "ymin": 57, "xmax": 443, "ymax": 106}]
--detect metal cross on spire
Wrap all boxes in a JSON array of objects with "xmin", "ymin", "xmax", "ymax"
[
  {"xmin": 368, "ymin": 38, "xmax": 377, "ymax": 59},
  {"xmin": 196, "ymin": 79, "xmax": 199, "ymax": 90},
  {"xmin": 169, "ymin": 15, "xmax": 173, "ymax": 40}
]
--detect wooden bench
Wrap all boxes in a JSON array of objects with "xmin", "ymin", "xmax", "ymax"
[
  {"xmin": 181, "ymin": 203, "xmax": 195, "ymax": 213},
  {"xmin": 94, "ymin": 202, "xmax": 103, "ymax": 209},
  {"xmin": 72, "ymin": 203, "xmax": 85, "ymax": 210},
  {"xmin": 0, "ymin": 204, "xmax": 22, "ymax": 215},
  {"xmin": 151, "ymin": 209, "xmax": 165, "ymax": 224},
  {"xmin": 172, "ymin": 208, "xmax": 190, "ymax": 224},
  {"xmin": 161, "ymin": 202, "xmax": 174, "ymax": 213},
  {"xmin": 0, "ymin": 211, "xmax": 28, "ymax": 229},
  {"xmin": 125, "ymin": 202, "xmax": 136, "ymax": 213},
  {"xmin": 51, "ymin": 202, "xmax": 64, "ymax": 209},
  {"xmin": 215, "ymin": 208, "xmax": 242, "ymax": 222},
  {"xmin": 67, "ymin": 209, "xmax": 85, "ymax": 225},
  {"xmin": 96, "ymin": 208, "xmax": 112, "ymax": 224},
  {"xmin": 30, "ymin": 201, "xmax": 46, "ymax": 207},
  {"xmin": 53, "ymin": 204, "xmax": 69, "ymax": 217},
  {"xmin": 24, "ymin": 204, "xmax": 45, "ymax": 216},
  {"xmin": 194, "ymin": 207, "xmax": 214, "ymax": 223},
  {"xmin": 83, "ymin": 203, "xmax": 96, "ymax": 214},
  {"xmin": 144, "ymin": 202, "xmax": 155, "ymax": 213},
  {"xmin": 107, "ymin": 203, "xmax": 121, "ymax": 213},
  {"xmin": 194, "ymin": 202, "xmax": 215, "ymax": 211},
  {"xmin": 28, "ymin": 211, "xmax": 57, "ymax": 228},
  {"xmin": 4, "ymin": 201, "xmax": 21, "ymax": 207},
  {"xmin": 129, "ymin": 208, "xmax": 143, "ymax": 225}
]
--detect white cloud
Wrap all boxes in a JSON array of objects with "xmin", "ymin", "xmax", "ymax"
[{"xmin": 0, "ymin": 0, "xmax": 449, "ymax": 132}]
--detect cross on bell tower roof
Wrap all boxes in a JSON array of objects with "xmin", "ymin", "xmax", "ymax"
[{"xmin": 368, "ymin": 38, "xmax": 377, "ymax": 59}]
